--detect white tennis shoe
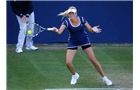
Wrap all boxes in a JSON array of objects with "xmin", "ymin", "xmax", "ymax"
[
  {"xmin": 70, "ymin": 73, "xmax": 79, "ymax": 85},
  {"xmin": 16, "ymin": 48, "xmax": 23, "ymax": 53},
  {"xmin": 26, "ymin": 45, "xmax": 38, "ymax": 50},
  {"xmin": 102, "ymin": 76, "xmax": 112, "ymax": 86}
]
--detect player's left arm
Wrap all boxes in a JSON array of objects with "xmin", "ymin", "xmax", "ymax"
[{"xmin": 85, "ymin": 22, "xmax": 102, "ymax": 33}]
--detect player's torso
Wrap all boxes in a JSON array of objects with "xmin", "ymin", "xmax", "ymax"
[
  {"xmin": 66, "ymin": 16, "xmax": 90, "ymax": 46},
  {"xmin": 67, "ymin": 16, "xmax": 86, "ymax": 40}
]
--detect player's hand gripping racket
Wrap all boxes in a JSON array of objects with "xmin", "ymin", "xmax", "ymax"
[{"xmin": 23, "ymin": 22, "xmax": 54, "ymax": 37}]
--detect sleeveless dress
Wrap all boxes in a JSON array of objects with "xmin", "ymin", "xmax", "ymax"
[{"xmin": 62, "ymin": 16, "xmax": 91, "ymax": 48}]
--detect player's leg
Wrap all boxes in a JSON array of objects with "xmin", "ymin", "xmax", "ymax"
[
  {"xmin": 66, "ymin": 48, "xmax": 77, "ymax": 75},
  {"xmin": 82, "ymin": 45, "xmax": 112, "ymax": 86},
  {"xmin": 26, "ymin": 12, "xmax": 38, "ymax": 50},
  {"xmin": 66, "ymin": 47, "xmax": 79, "ymax": 85},
  {"xmin": 82, "ymin": 45, "xmax": 104, "ymax": 76},
  {"xmin": 15, "ymin": 15, "xmax": 27, "ymax": 53}
]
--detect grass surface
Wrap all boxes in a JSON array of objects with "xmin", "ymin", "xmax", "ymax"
[{"xmin": 7, "ymin": 44, "xmax": 133, "ymax": 90}]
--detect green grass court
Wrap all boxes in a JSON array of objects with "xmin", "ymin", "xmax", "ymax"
[{"xmin": 7, "ymin": 44, "xmax": 133, "ymax": 90}]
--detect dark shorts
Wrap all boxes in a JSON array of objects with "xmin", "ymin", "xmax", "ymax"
[{"xmin": 67, "ymin": 44, "xmax": 91, "ymax": 50}]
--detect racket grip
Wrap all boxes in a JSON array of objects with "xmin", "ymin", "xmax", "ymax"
[
  {"xmin": 47, "ymin": 28, "xmax": 53, "ymax": 30},
  {"xmin": 47, "ymin": 28, "xmax": 58, "ymax": 32}
]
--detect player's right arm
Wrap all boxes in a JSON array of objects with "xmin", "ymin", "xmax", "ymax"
[
  {"xmin": 52, "ymin": 25, "xmax": 66, "ymax": 35},
  {"xmin": 52, "ymin": 19, "xmax": 68, "ymax": 35}
]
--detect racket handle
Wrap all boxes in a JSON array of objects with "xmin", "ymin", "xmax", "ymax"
[
  {"xmin": 47, "ymin": 28, "xmax": 53, "ymax": 31},
  {"xmin": 47, "ymin": 28, "xmax": 58, "ymax": 32}
]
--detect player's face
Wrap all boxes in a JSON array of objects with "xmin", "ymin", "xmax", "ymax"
[{"xmin": 68, "ymin": 12, "xmax": 77, "ymax": 19}]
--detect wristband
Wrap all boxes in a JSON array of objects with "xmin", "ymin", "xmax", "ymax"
[{"xmin": 56, "ymin": 29, "xmax": 58, "ymax": 32}]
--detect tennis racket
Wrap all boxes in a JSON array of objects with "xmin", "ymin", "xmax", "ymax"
[{"xmin": 23, "ymin": 22, "xmax": 54, "ymax": 37}]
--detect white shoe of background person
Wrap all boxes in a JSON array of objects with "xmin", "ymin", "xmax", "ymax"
[
  {"xmin": 15, "ymin": 48, "xmax": 23, "ymax": 53},
  {"xmin": 70, "ymin": 73, "xmax": 79, "ymax": 85},
  {"xmin": 26, "ymin": 45, "xmax": 38, "ymax": 50},
  {"xmin": 102, "ymin": 76, "xmax": 113, "ymax": 86}
]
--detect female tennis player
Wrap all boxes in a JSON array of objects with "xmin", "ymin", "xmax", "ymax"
[{"xmin": 52, "ymin": 6, "xmax": 112, "ymax": 86}]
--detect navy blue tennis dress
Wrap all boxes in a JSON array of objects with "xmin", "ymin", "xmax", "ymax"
[{"xmin": 62, "ymin": 16, "xmax": 91, "ymax": 48}]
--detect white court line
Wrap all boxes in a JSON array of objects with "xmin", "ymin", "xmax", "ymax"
[{"xmin": 45, "ymin": 88, "xmax": 133, "ymax": 90}]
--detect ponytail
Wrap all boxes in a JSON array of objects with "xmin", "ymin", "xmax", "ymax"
[{"xmin": 57, "ymin": 10, "xmax": 69, "ymax": 20}]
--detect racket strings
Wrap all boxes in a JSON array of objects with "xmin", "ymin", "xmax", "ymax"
[
  {"xmin": 25, "ymin": 23, "xmax": 51, "ymax": 37},
  {"xmin": 28, "ymin": 23, "xmax": 44, "ymax": 37}
]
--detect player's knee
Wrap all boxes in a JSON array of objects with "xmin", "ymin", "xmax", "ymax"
[
  {"xmin": 90, "ymin": 59, "xmax": 99, "ymax": 66},
  {"xmin": 66, "ymin": 60, "xmax": 72, "ymax": 66}
]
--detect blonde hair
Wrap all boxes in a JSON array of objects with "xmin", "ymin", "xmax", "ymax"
[{"xmin": 58, "ymin": 6, "xmax": 77, "ymax": 20}]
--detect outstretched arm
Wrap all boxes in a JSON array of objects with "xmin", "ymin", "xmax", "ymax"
[
  {"xmin": 85, "ymin": 22, "xmax": 102, "ymax": 33},
  {"xmin": 52, "ymin": 25, "xmax": 66, "ymax": 35}
]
